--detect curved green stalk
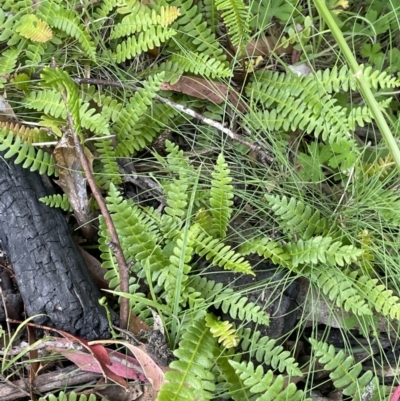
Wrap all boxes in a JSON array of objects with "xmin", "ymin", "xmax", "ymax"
[{"xmin": 313, "ymin": 0, "xmax": 400, "ymax": 171}]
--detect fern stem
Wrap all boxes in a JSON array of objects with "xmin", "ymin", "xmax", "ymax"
[{"xmin": 313, "ymin": 0, "xmax": 400, "ymax": 171}]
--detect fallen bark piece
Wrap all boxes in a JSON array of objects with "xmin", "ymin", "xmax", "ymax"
[{"xmin": 0, "ymin": 154, "xmax": 111, "ymax": 339}]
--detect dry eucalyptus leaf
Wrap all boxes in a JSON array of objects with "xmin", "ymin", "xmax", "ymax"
[
  {"xmin": 0, "ymin": 95, "xmax": 18, "ymax": 122},
  {"xmin": 53, "ymin": 133, "xmax": 95, "ymax": 238}
]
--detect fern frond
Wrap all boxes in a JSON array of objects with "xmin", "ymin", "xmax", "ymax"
[
  {"xmin": 194, "ymin": 225, "xmax": 254, "ymax": 274},
  {"xmin": 209, "ymin": 153, "xmax": 233, "ymax": 238},
  {"xmin": 112, "ymin": 26, "xmax": 176, "ymax": 63},
  {"xmin": 0, "ymin": 49, "xmax": 20, "ymax": 76},
  {"xmin": 39, "ymin": 194, "xmax": 72, "ymax": 212},
  {"xmin": 40, "ymin": 68, "xmax": 82, "ymax": 138},
  {"xmin": 310, "ymin": 339, "xmax": 377, "ymax": 398},
  {"xmin": 106, "ymin": 184, "xmax": 168, "ymax": 274},
  {"xmin": 266, "ymin": 194, "xmax": 331, "ymax": 240},
  {"xmin": 171, "ymin": 52, "xmax": 232, "ymax": 79},
  {"xmin": 0, "ymin": 122, "xmax": 55, "ymax": 144},
  {"xmin": 205, "ymin": 313, "xmax": 239, "ymax": 348},
  {"xmin": 246, "ymin": 70, "xmax": 355, "ymax": 145},
  {"xmin": 240, "ymin": 238, "xmax": 292, "ymax": 267},
  {"xmin": 93, "ymin": 138, "xmax": 121, "ymax": 189},
  {"xmin": 114, "ymin": 73, "xmax": 164, "ymax": 156},
  {"xmin": 0, "ymin": 130, "xmax": 57, "ymax": 176},
  {"xmin": 229, "ymin": 360, "xmax": 307, "ymax": 400},
  {"xmin": 355, "ymin": 271, "xmax": 400, "ymax": 320},
  {"xmin": 199, "ymin": 0, "xmax": 219, "ymax": 33},
  {"xmin": 190, "ymin": 276, "xmax": 270, "ymax": 326},
  {"xmin": 306, "ymin": 266, "xmax": 373, "ymax": 316},
  {"xmin": 51, "ymin": 8, "xmax": 96, "ymax": 60},
  {"xmin": 159, "ymin": 317, "xmax": 216, "ymax": 400},
  {"xmin": 214, "ymin": 0, "xmax": 250, "ymax": 50},
  {"xmin": 363, "ymin": 154, "xmax": 394, "ymax": 178},
  {"xmin": 238, "ymin": 327, "xmax": 302, "ymax": 376},
  {"xmin": 15, "ymin": 14, "xmax": 53, "ymax": 42},
  {"xmin": 111, "ymin": 7, "xmax": 180, "ymax": 39},
  {"xmin": 92, "ymin": 92, "xmax": 124, "ymax": 122},
  {"xmin": 284, "ymin": 236, "xmax": 364, "ymax": 267},
  {"xmin": 168, "ymin": 0, "xmax": 226, "ymax": 62}
]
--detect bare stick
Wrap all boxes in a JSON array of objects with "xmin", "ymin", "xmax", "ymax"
[{"xmin": 74, "ymin": 77, "xmax": 274, "ymax": 163}]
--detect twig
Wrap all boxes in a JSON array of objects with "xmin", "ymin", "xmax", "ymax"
[
  {"xmin": 73, "ymin": 77, "xmax": 274, "ymax": 164},
  {"xmin": 58, "ymin": 94, "xmax": 130, "ymax": 330}
]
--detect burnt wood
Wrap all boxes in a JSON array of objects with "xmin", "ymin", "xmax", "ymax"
[{"xmin": 0, "ymin": 155, "xmax": 111, "ymax": 339}]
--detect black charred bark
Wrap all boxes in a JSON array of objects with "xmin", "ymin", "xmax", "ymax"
[{"xmin": 0, "ymin": 155, "xmax": 111, "ymax": 340}]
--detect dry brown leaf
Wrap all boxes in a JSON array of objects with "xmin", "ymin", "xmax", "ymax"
[
  {"xmin": 160, "ymin": 76, "xmax": 248, "ymax": 113},
  {"xmin": 53, "ymin": 133, "xmax": 95, "ymax": 238}
]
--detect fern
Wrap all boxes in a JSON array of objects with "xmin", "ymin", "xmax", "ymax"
[
  {"xmin": 305, "ymin": 266, "xmax": 373, "ymax": 316},
  {"xmin": 310, "ymin": 339, "xmax": 378, "ymax": 399},
  {"xmin": 229, "ymin": 360, "xmax": 308, "ymax": 400},
  {"xmin": 0, "ymin": 122, "xmax": 55, "ymax": 144},
  {"xmin": 0, "ymin": 130, "xmax": 58, "ymax": 176},
  {"xmin": 0, "ymin": 48, "xmax": 20, "ymax": 88},
  {"xmin": 158, "ymin": 317, "xmax": 216, "ymax": 401},
  {"xmin": 194, "ymin": 224, "xmax": 254, "ymax": 274},
  {"xmin": 214, "ymin": 0, "xmax": 250, "ymax": 52},
  {"xmin": 93, "ymin": 138, "xmax": 121, "ymax": 189},
  {"xmin": 51, "ymin": 8, "xmax": 96, "ymax": 61},
  {"xmin": 209, "ymin": 153, "xmax": 234, "ymax": 238},
  {"xmin": 189, "ymin": 276, "xmax": 270, "ymax": 326},
  {"xmin": 265, "ymin": 194, "xmax": 331, "ymax": 240},
  {"xmin": 205, "ymin": 313, "xmax": 239, "ymax": 348},
  {"xmin": 238, "ymin": 327, "xmax": 302, "ymax": 377},
  {"xmin": 284, "ymin": 236, "xmax": 364, "ymax": 267},
  {"xmin": 39, "ymin": 194, "xmax": 72, "ymax": 212},
  {"xmin": 246, "ymin": 70, "xmax": 357, "ymax": 146},
  {"xmin": 15, "ymin": 14, "xmax": 53, "ymax": 42},
  {"xmin": 110, "ymin": 6, "xmax": 180, "ymax": 39},
  {"xmin": 105, "ymin": 183, "xmax": 168, "ymax": 275},
  {"xmin": 171, "ymin": 52, "xmax": 232, "ymax": 79},
  {"xmin": 114, "ymin": 73, "xmax": 165, "ymax": 156},
  {"xmin": 111, "ymin": 26, "xmax": 176, "ymax": 63}
]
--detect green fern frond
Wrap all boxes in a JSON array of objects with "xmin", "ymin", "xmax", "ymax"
[
  {"xmin": 229, "ymin": 360, "xmax": 307, "ymax": 400},
  {"xmin": 111, "ymin": 6, "xmax": 180, "ymax": 39},
  {"xmin": 171, "ymin": 52, "xmax": 232, "ymax": 79},
  {"xmin": 310, "ymin": 339, "xmax": 377, "ymax": 398},
  {"xmin": 142, "ymin": 60, "xmax": 183, "ymax": 84},
  {"xmin": 316, "ymin": 64, "xmax": 400, "ymax": 93},
  {"xmin": 205, "ymin": 313, "xmax": 239, "ymax": 349},
  {"xmin": 240, "ymin": 238, "xmax": 292, "ymax": 267},
  {"xmin": 93, "ymin": 138, "xmax": 121, "ymax": 189},
  {"xmin": 40, "ymin": 68, "xmax": 82, "ymax": 138},
  {"xmin": 106, "ymin": 183, "xmax": 168, "ymax": 274},
  {"xmin": 111, "ymin": 26, "xmax": 176, "ymax": 63},
  {"xmin": 0, "ymin": 48, "xmax": 20, "ymax": 77},
  {"xmin": 39, "ymin": 194, "xmax": 72, "ymax": 212},
  {"xmin": 51, "ymin": 8, "xmax": 96, "ymax": 60},
  {"xmin": 92, "ymin": 93, "xmax": 124, "ymax": 122},
  {"xmin": 114, "ymin": 73, "xmax": 165, "ymax": 156},
  {"xmin": 15, "ymin": 14, "xmax": 53, "ymax": 42},
  {"xmin": 190, "ymin": 276, "xmax": 270, "ymax": 326},
  {"xmin": 199, "ymin": 0, "xmax": 219, "ymax": 33},
  {"xmin": 284, "ymin": 236, "xmax": 364, "ymax": 267},
  {"xmin": 34, "ymin": 391, "xmax": 101, "ymax": 401},
  {"xmin": 0, "ymin": 130, "xmax": 58, "ymax": 176},
  {"xmin": 194, "ymin": 224, "xmax": 254, "ymax": 275},
  {"xmin": 214, "ymin": 0, "xmax": 250, "ymax": 50},
  {"xmin": 160, "ymin": 229, "xmax": 196, "ymax": 308},
  {"xmin": 209, "ymin": 153, "xmax": 233, "ymax": 238},
  {"xmin": 167, "ymin": 0, "xmax": 226, "ymax": 62},
  {"xmin": 159, "ymin": 317, "xmax": 216, "ymax": 401},
  {"xmin": 26, "ymin": 90, "xmax": 109, "ymax": 136},
  {"xmin": 363, "ymin": 154, "xmax": 394, "ymax": 178},
  {"xmin": 98, "ymin": 215, "xmax": 142, "ymax": 293},
  {"xmin": 265, "ymin": 194, "xmax": 331, "ymax": 240},
  {"xmin": 355, "ymin": 271, "xmax": 400, "ymax": 320},
  {"xmin": 246, "ymin": 70, "xmax": 356, "ymax": 145},
  {"xmin": 238, "ymin": 327, "xmax": 302, "ymax": 376},
  {"xmin": 306, "ymin": 266, "xmax": 373, "ymax": 316}
]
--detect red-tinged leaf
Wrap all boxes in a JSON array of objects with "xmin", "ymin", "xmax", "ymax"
[
  {"xmin": 89, "ymin": 343, "xmax": 111, "ymax": 366},
  {"xmin": 90, "ymin": 340, "xmax": 166, "ymax": 392}
]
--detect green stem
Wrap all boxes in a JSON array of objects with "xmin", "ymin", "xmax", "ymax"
[{"xmin": 313, "ymin": 0, "xmax": 400, "ymax": 171}]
